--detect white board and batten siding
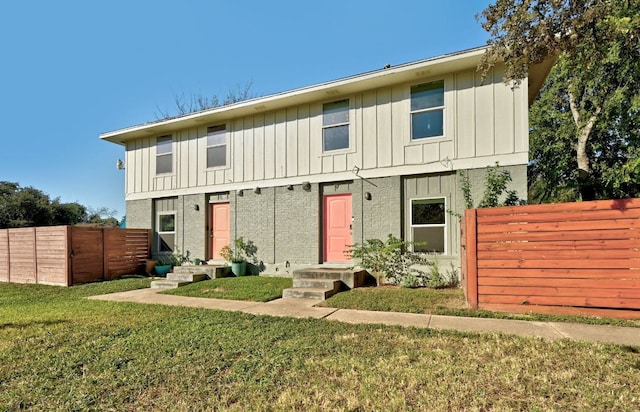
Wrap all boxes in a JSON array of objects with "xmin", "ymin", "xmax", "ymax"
[{"xmin": 125, "ymin": 67, "xmax": 528, "ymax": 199}]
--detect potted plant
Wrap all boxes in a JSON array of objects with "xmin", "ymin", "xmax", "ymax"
[
  {"xmin": 145, "ymin": 259, "xmax": 157, "ymax": 275},
  {"xmin": 154, "ymin": 250, "xmax": 191, "ymax": 276},
  {"xmin": 154, "ymin": 258, "xmax": 173, "ymax": 277},
  {"xmin": 220, "ymin": 237, "xmax": 250, "ymax": 276}
]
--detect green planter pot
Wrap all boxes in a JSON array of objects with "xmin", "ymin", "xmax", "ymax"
[
  {"xmin": 231, "ymin": 261, "xmax": 247, "ymax": 276},
  {"xmin": 154, "ymin": 265, "xmax": 172, "ymax": 277}
]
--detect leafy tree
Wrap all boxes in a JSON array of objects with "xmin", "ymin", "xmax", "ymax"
[
  {"xmin": 51, "ymin": 200, "xmax": 88, "ymax": 226},
  {"xmin": 528, "ymin": 57, "xmax": 640, "ymax": 202},
  {"xmin": 9, "ymin": 186, "xmax": 52, "ymax": 227},
  {"xmin": 479, "ymin": 0, "xmax": 640, "ymax": 201},
  {"xmin": 0, "ymin": 181, "xmax": 117, "ymax": 228},
  {"xmin": 85, "ymin": 207, "xmax": 119, "ymax": 227}
]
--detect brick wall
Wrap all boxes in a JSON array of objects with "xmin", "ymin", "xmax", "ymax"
[
  {"xmin": 179, "ymin": 193, "xmax": 207, "ymax": 260},
  {"xmin": 125, "ymin": 199, "xmax": 153, "ymax": 229},
  {"xmin": 274, "ymin": 184, "xmax": 320, "ymax": 264},
  {"xmin": 360, "ymin": 176, "xmax": 402, "ymax": 242},
  {"xmin": 456, "ymin": 164, "xmax": 527, "ymax": 211},
  {"xmin": 232, "ymin": 187, "xmax": 276, "ymax": 264}
]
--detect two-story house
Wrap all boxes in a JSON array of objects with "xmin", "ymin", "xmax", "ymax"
[{"xmin": 100, "ymin": 46, "xmax": 552, "ymax": 275}]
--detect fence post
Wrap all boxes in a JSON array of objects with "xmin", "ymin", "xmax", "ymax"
[
  {"xmin": 464, "ymin": 209, "xmax": 479, "ymax": 309},
  {"xmin": 102, "ymin": 228, "xmax": 108, "ymax": 280},
  {"xmin": 65, "ymin": 226, "xmax": 72, "ymax": 286},
  {"xmin": 32, "ymin": 227, "xmax": 38, "ymax": 284}
]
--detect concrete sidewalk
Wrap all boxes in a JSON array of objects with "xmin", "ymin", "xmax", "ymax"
[{"xmin": 88, "ymin": 288, "xmax": 640, "ymax": 347}]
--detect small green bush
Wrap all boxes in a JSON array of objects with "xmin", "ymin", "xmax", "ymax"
[
  {"xmin": 459, "ymin": 162, "xmax": 521, "ymax": 209},
  {"xmin": 427, "ymin": 261, "xmax": 460, "ymax": 289},
  {"xmin": 159, "ymin": 249, "xmax": 191, "ymax": 266},
  {"xmin": 348, "ymin": 234, "xmax": 433, "ymax": 287}
]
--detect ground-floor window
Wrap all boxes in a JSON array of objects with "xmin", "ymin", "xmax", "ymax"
[
  {"xmin": 410, "ymin": 197, "xmax": 446, "ymax": 253},
  {"xmin": 157, "ymin": 212, "xmax": 176, "ymax": 252}
]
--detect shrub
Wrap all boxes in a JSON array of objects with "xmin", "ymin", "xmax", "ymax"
[
  {"xmin": 426, "ymin": 260, "xmax": 460, "ymax": 289},
  {"xmin": 459, "ymin": 162, "xmax": 522, "ymax": 209},
  {"xmin": 220, "ymin": 237, "xmax": 258, "ymax": 263},
  {"xmin": 159, "ymin": 249, "xmax": 191, "ymax": 266},
  {"xmin": 348, "ymin": 235, "xmax": 433, "ymax": 287}
]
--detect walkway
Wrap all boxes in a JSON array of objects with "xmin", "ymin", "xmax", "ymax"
[{"xmin": 88, "ymin": 288, "xmax": 640, "ymax": 347}]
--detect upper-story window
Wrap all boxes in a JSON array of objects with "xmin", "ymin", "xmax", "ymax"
[
  {"xmin": 156, "ymin": 135, "xmax": 173, "ymax": 174},
  {"xmin": 207, "ymin": 125, "xmax": 226, "ymax": 168},
  {"xmin": 322, "ymin": 99, "xmax": 349, "ymax": 151},
  {"xmin": 411, "ymin": 80, "xmax": 444, "ymax": 140}
]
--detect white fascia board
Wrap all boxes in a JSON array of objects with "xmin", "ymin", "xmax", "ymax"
[
  {"xmin": 124, "ymin": 152, "xmax": 527, "ymax": 202},
  {"xmin": 101, "ymin": 46, "xmax": 489, "ymax": 145}
]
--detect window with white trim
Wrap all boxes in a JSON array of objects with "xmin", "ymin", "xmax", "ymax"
[
  {"xmin": 207, "ymin": 125, "xmax": 226, "ymax": 168},
  {"xmin": 322, "ymin": 99, "xmax": 349, "ymax": 151},
  {"xmin": 410, "ymin": 197, "xmax": 446, "ymax": 253},
  {"xmin": 157, "ymin": 212, "xmax": 176, "ymax": 253},
  {"xmin": 411, "ymin": 80, "xmax": 444, "ymax": 140},
  {"xmin": 156, "ymin": 135, "xmax": 173, "ymax": 174}
]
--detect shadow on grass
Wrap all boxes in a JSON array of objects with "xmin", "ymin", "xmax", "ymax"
[{"xmin": 0, "ymin": 319, "xmax": 67, "ymax": 330}]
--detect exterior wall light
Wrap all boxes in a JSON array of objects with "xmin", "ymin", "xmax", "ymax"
[
  {"xmin": 365, "ymin": 192, "xmax": 372, "ymax": 201},
  {"xmin": 237, "ymin": 190, "xmax": 244, "ymax": 197},
  {"xmin": 254, "ymin": 187, "xmax": 261, "ymax": 194},
  {"xmin": 194, "ymin": 204, "xmax": 200, "ymax": 211},
  {"xmin": 302, "ymin": 182, "xmax": 311, "ymax": 191},
  {"xmin": 286, "ymin": 184, "xmax": 294, "ymax": 191}
]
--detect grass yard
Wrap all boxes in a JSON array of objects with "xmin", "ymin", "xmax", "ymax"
[
  {"xmin": 1, "ymin": 280, "xmax": 640, "ymax": 410},
  {"xmin": 162, "ymin": 276, "xmax": 292, "ymax": 302},
  {"xmin": 318, "ymin": 286, "xmax": 640, "ymax": 328},
  {"xmin": 165, "ymin": 276, "xmax": 640, "ymax": 327}
]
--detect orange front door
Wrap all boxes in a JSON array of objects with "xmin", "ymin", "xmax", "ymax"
[
  {"xmin": 323, "ymin": 194, "xmax": 352, "ymax": 262},
  {"xmin": 210, "ymin": 202, "xmax": 230, "ymax": 260}
]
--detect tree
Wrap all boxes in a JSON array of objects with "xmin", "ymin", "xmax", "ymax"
[
  {"xmin": 51, "ymin": 200, "xmax": 88, "ymax": 226},
  {"xmin": 0, "ymin": 181, "xmax": 116, "ymax": 228},
  {"xmin": 85, "ymin": 207, "xmax": 119, "ymax": 227},
  {"xmin": 528, "ymin": 56, "xmax": 640, "ymax": 202},
  {"xmin": 8, "ymin": 186, "xmax": 52, "ymax": 227},
  {"xmin": 155, "ymin": 80, "xmax": 256, "ymax": 120},
  {"xmin": 479, "ymin": 0, "xmax": 640, "ymax": 201}
]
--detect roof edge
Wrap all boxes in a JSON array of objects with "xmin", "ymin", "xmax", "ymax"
[{"xmin": 100, "ymin": 46, "xmax": 490, "ymax": 144}]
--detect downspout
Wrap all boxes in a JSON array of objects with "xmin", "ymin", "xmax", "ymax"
[
  {"xmin": 273, "ymin": 187, "xmax": 276, "ymax": 264},
  {"xmin": 352, "ymin": 165, "xmax": 378, "ymax": 244},
  {"xmin": 361, "ymin": 177, "xmax": 364, "ymax": 244},
  {"xmin": 181, "ymin": 196, "xmax": 185, "ymax": 252},
  {"xmin": 234, "ymin": 190, "xmax": 238, "ymax": 240}
]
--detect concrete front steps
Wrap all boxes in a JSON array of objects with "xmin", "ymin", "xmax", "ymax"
[
  {"xmin": 150, "ymin": 264, "xmax": 232, "ymax": 290},
  {"xmin": 282, "ymin": 268, "xmax": 371, "ymax": 300}
]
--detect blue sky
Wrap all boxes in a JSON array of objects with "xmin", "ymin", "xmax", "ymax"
[{"xmin": 0, "ymin": 0, "xmax": 492, "ymax": 219}]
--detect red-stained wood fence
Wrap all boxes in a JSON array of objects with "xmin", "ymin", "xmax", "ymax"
[
  {"xmin": 461, "ymin": 198, "xmax": 640, "ymax": 319},
  {"xmin": 0, "ymin": 226, "xmax": 151, "ymax": 286}
]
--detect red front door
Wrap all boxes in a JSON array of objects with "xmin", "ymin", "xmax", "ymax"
[
  {"xmin": 210, "ymin": 202, "xmax": 230, "ymax": 260},
  {"xmin": 323, "ymin": 194, "xmax": 352, "ymax": 262}
]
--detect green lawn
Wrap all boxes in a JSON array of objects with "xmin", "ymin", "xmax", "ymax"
[
  {"xmin": 162, "ymin": 276, "xmax": 292, "ymax": 302},
  {"xmin": 166, "ymin": 276, "xmax": 640, "ymax": 327},
  {"xmin": 319, "ymin": 286, "xmax": 640, "ymax": 328},
  {"xmin": 1, "ymin": 280, "xmax": 639, "ymax": 410}
]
